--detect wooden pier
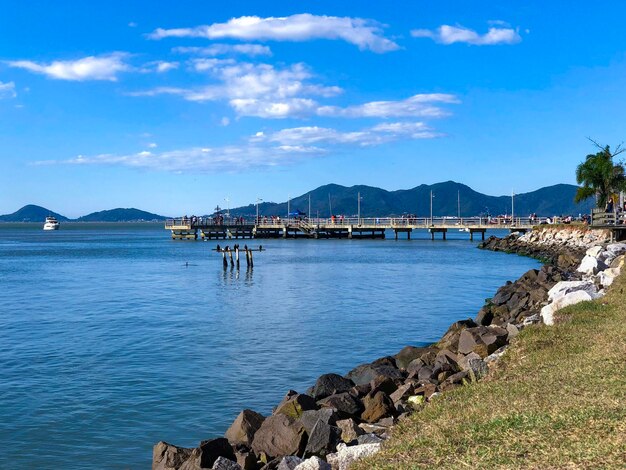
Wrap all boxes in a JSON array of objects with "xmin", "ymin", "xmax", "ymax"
[
  {"xmin": 591, "ymin": 209, "xmax": 626, "ymax": 241},
  {"xmin": 166, "ymin": 216, "xmax": 539, "ymax": 241}
]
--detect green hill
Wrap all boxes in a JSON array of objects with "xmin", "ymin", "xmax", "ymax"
[
  {"xmin": 0, "ymin": 204, "xmax": 69, "ymax": 222},
  {"xmin": 75, "ymin": 208, "xmax": 167, "ymax": 222},
  {"xmin": 229, "ymin": 182, "xmax": 595, "ymax": 218}
]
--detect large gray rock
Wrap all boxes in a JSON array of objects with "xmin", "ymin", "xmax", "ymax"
[
  {"xmin": 345, "ymin": 364, "xmax": 403, "ymax": 386},
  {"xmin": 433, "ymin": 349, "xmax": 461, "ymax": 372},
  {"xmin": 389, "ymin": 383, "xmax": 414, "ymax": 404},
  {"xmin": 436, "ymin": 319, "xmax": 477, "ymax": 351},
  {"xmin": 199, "ymin": 438, "xmax": 236, "ymax": 469},
  {"xmin": 152, "ymin": 441, "xmax": 197, "ymax": 470},
  {"xmin": 304, "ymin": 420, "xmax": 341, "ymax": 457},
  {"xmin": 317, "ymin": 392, "xmax": 363, "ymax": 419},
  {"xmin": 406, "ymin": 358, "xmax": 425, "ymax": 377},
  {"xmin": 300, "ymin": 408, "xmax": 338, "ymax": 434},
  {"xmin": 394, "ymin": 346, "xmax": 433, "ymax": 369},
  {"xmin": 369, "ymin": 376, "xmax": 397, "ymax": 396},
  {"xmin": 274, "ymin": 391, "xmax": 318, "ymax": 419},
  {"xmin": 312, "ymin": 374, "xmax": 354, "ymax": 400},
  {"xmin": 371, "ymin": 356, "xmax": 397, "ymax": 368},
  {"xmin": 357, "ymin": 433, "xmax": 384, "ymax": 445},
  {"xmin": 225, "ymin": 409, "xmax": 266, "ymax": 447},
  {"xmin": 326, "ymin": 443, "xmax": 381, "ymax": 470},
  {"xmin": 251, "ymin": 414, "xmax": 307, "ymax": 460},
  {"xmin": 457, "ymin": 326, "xmax": 508, "ymax": 358},
  {"xmin": 212, "ymin": 457, "xmax": 242, "ymax": 470}
]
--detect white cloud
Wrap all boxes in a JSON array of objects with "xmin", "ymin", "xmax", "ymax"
[
  {"xmin": 6, "ymin": 53, "xmax": 130, "ymax": 81},
  {"xmin": 130, "ymin": 61, "xmax": 342, "ymax": 118},
  {"xmin": 255, "ymin": 122, "xmax": 439, "ymax": 147},
  {"xmin": 34, "ymin": 145, "xmax": 326, "ymax": 172},
  {"xmin": 173, "ymin": 44, "xmax": 272, "ymax": 57},
  {"xmin": 317, "ymin": 93, "xmax": 459, "ymax": 118},
  {"xmin": 0, "ymin": 81, "xmax": 16, "ymax": 99},
  {"xmin": 149, "ymin": 14, "xmax": 399, "ymax": 53},
  {"xmin": 154, "ymin": 61, "xmax": 179, "ymax": 73},
  {"xmin": 411, "ymin": 24, "xmax": 521, "ymax": 45},
  {"xmin": 230, "ymin": 97, "xmax": 318, "ymax": 118},
  {"xmin": 131, "ymin": 63, "xmax": 455, "ymax": 120},
  {"xmin": 34, "ymin": 119, "xmax": 442, "ymax": 173},
  {"xmin": 147, "ymin": 142, "xmax": 158, "ymax": 148},
  {"xmin": 128, "ymin": 22, "xmax": 138, "ymax": 28},
  {"xmin": 220, "ymin": 117, "xmax": 230, "ymax": 126}
]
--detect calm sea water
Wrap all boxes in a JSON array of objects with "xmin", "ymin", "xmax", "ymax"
[{"xmin": 0, "ymin": 223, "xmax": 539, "ymax": 469}]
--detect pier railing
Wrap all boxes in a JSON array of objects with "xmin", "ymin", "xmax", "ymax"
[
  {"xmin": 591, "ymin": 209, "xmax": 626, "ymax": 227},
  {"xmin": 165, "ymin": 216, "xmax": 545, "ymax": 229}
]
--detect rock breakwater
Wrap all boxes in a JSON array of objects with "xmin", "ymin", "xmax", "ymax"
[{"xmin": 153, "ymin": 227, "xmax": 624, "ymax": 470}]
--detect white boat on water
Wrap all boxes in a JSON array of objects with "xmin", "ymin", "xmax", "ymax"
[{"xmin": 43, "ymin": 216, "xmax": 60, "ymax": 231}]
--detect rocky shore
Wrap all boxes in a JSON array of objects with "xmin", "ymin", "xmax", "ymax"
[{"xmin": 153, "ymin": 227, "xmax": 625, "ymax": 470}]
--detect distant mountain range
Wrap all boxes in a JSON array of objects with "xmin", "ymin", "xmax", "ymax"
[
  {"xmin": 229, "ymin": 182, "xmax": 595, "ymax": 218},
  {"xmin": 0, "ymin": 206, "xmax": 167, "ymax": 222},
  {"xmin": 0, "ymin": 204, "xmax": 70, "ymax": 222},
  {"xmin": 75, "ymin": 208, "xmax": 168, "ymax": 222},
  {"xmin": 0, "ymin": 182, "xmax": 596, "ymax": 222}
]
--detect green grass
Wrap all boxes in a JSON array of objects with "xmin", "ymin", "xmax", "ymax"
[{"xmin": 355, "ymin": 275, "xmax": 626, "ymax": 469}]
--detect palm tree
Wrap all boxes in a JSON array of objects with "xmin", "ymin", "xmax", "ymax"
[{"xmin": 575, "ymin": 143, "xmax": 626, "ymax": 208}]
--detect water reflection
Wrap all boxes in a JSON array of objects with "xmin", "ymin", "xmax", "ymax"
[{"xmin": 220, "ymin": 265, "xmax": 254, "ymax": 285}]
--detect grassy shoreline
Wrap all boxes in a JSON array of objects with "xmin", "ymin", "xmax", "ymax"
[{"xmin": 356, "ymin": 268, "xmax": 626, "ymax": 469}]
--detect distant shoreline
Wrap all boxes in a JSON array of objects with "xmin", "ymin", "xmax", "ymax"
[{"xmin": 0, "ymin": 220, "xmax": 165, "ymax": 224}]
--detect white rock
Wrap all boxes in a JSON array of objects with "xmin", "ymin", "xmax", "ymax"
[
  {"xmin": 586, "ymin": 245, "xmax": 603, "ymax": 257},
  {"xmin": 601, "ymin": 243, "xmax": 626, "ymax": 265},
  {"xmin": 548, "ymin": 280, "xmax": 599, "ymax": 303},
  {"xmin": 326, "ymin": 443, "xmax": 381, "ymax": 470},
  {"xmin": 541, "ymin": 290, "xmax": 594, "ymax": 325},
  {"xmin": 606, "ymin": 243, "xmax": 626, "ymax": 255},
  {"xmin": 485, "ymin": 345, "xmax": 509, "ymax": 363},
  {"xmin": 540, "ymin": 304, "xmax": 555, "ymax": 326},
  {"xmin": 597, "ymin": 267, "xmax": 621, "ymax": 287},
  {"xmin": 294, "ymin": 456, "xmax": 331, "ymax": 470},
  {"xmin": 577, "ymin": 255, "xmax": 607, "ymax": 276}
]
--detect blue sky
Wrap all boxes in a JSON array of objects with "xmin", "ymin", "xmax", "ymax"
[{"xmin": 1, "ymin": 0, "xmax": 625, "ymax": 217}]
